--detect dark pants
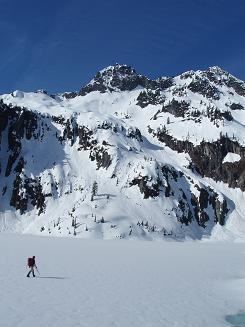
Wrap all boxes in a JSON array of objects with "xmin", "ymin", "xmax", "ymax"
[{"xmin": 27, "ymin": 266, "xmax": 35, "ymax": 277}]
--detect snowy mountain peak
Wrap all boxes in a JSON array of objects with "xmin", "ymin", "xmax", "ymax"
[
  {"xmin": 98, "ymin": 63, "xmax": 138, "ymax": 77},
  {"xmin": 200, "ymin": 66, "xmax": 245, "ymax": 96},
  {"xmin": 78, "ymin": 64, "xmax": 151, "ymax": 96},
  {"xmin": 0, "ymin": 65, "xmax": 245, "ymax": 241}
]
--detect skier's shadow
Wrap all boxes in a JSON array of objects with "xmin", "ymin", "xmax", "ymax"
[{"xmin": 36, "ymin": 276, "xmax": 68, "ymax": 280}]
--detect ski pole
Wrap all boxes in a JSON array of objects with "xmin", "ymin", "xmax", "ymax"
[{"xmin": 35, "ymin": 266, "xmax": 40, "ymax": 275}]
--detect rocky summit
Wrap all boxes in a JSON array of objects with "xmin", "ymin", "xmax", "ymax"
[{"xmin": 0, "ymin": 64, "xmax": 245, "ymax": 240}]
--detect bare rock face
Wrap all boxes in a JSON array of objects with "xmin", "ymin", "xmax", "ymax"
[
  {"xmin": 152, "ymin": 127, "xmax": 245, "ymax": 191},
  {"xmin": 0, "ymin": 101, "xmax": 46, "ymax": 214},
  {"xmin": 79, "ymin": 64, "xmax": 172, "ymax": 96},
  {"xmin": 0, "ymin": 101, "xmax": 38, "ymax": 178}
]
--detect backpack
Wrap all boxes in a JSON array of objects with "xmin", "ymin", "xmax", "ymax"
[{"xmin": 27, "ymin": 257, "xmax": 34, "ymax": 267}]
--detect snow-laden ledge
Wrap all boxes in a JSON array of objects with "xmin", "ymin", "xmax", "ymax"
[{"xmin": 223, "ymin": 152, "xmax": 241, "ymax": 164}]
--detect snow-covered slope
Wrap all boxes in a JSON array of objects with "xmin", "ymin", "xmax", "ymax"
[{"xmin": 0, "ymin": 64, "xmax": 245, "ymax": 240}]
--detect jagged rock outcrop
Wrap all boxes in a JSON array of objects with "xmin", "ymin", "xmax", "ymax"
[
  {"xmin": 152, "ymin": 127, "xmax": 245, "ymax": 190},
  {"xmin": 79, "ymin": 64, "xmax": 173, "ymax": 96},
  {"xmin": 201, "ymin": 66, "xmax": 245, "ymax": 96}
]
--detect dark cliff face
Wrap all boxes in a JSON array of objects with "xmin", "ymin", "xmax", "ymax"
[
  {"xmin": 0, "ymin": 100, "xmax": 46, "ymax": 215},
  {"xmin": 151, "ymin": 126, "xmax": 245, "ymax": 191},
  {"xmin": 0, "ymin": 100, "xmax": 38, "ymax": 178}
]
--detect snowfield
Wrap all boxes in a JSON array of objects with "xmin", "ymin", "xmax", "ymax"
[{"xmin": 1, "ymin": 233, "xmax": 245, "ymax": 327}]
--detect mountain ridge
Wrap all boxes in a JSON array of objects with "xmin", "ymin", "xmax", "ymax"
[{"xmin": 0, "ymin": 64, "xmax": 245, "ymax": 240}]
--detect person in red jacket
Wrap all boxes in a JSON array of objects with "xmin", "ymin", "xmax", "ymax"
[{"xmin": 27, "ymin": 256, "xmax": 37, "ymax": 277}]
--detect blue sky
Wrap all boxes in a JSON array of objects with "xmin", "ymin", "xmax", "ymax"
[{"xmin": 0, "ymin": 0, "xmax": 245, "ymax": 93}]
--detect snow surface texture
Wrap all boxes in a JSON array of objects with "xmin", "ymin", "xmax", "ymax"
[
  {"xmin": 1, "ymin": 234, "xmax": 245, "ymax": 327},
  {"xmin": 0, "ymin": 64, "xmax": 245, "ymax": 240}
]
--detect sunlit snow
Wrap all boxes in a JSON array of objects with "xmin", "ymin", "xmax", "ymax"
[
  {"xmin": 223, "ymin": 153, "xmax": 241, "ymax": 164},
  {"xmin": 1, "ymin": 234, "xmax": 245, "ymax": 327}
]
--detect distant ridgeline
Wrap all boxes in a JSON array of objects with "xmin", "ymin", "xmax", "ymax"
[{"xmin": 0, "ymin": 64, "xmax": 245, "ymax": 240}]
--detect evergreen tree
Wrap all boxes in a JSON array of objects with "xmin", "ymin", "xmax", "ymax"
[{"xmin": 92, "ymin": 181, "xmax": 98, "ymax": 196}]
